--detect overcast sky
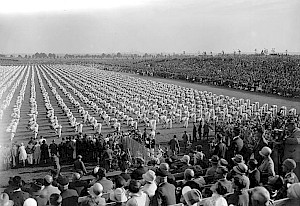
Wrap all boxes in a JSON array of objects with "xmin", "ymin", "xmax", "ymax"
[{"xmin": 0, "ymin": 0, "xmax": 299, "ymax": 54}]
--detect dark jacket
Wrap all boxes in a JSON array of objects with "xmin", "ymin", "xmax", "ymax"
[
  {"xmin": 61, "ymin": 189, "xmax": 79, "ymax": 206},
  {"xmin": 226, "ymin": 190, "xmax": 249, "ymax": 206},
  {"xmin": 248, "ymin": 168, "xmax": 260, "ymax": 188},
  {"xmin": 11, "ymin": 190, "xmax": 30, "ymax": 206},
  {"xmin": 131, "ymin": 166, "xmax": 148, "ymax": 180},
  {"xmin": 153, "ymin": 182, "xmax": 176, "ymax": 206}
]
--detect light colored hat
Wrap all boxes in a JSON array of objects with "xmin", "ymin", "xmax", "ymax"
[
  {"xmin": 0, "ymin": 193, "xmax": 14, "ymax": 206},
  {"xmin": 182, "ymin": 186, "xmax": 202, "ymax": 206},
  {"xmin": 23, "ymin": 198, "xmax": 37, "ymax": 206},
  {"xmin": 231, "ymin": 154, "xmax": 244, "ymax": 164},
  {"xmin": 249, "ymin": 186, "xmax": 270, "ymax": 206},
  {"xmin": 283, "ymin": 159, "xmax": 297, "ymax": 171},
  {"xmin": 259, "ymin": 147, "xmax": 272, "ymax": 157},
  {"xmin": 142, "ymin": 170, "xmax": 156, "ymax": 183},
  {"xmin": 181, "ymin": 155, "xmax": 190, "ymax": 164},
  {"xmin": 233, "ymin": 163, "xmax": 248, "ymax": 175},
  {"xmin": 109, "ymin": 188, "xmax": 128, "ymax": 203},
  {"xmin": 88, "ymin": 183, "xmax": 103, "ymax": 197}
]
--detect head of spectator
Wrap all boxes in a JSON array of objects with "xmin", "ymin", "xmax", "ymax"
[
  {"xmin": 135, "ymin": 157, "xmax": 145, "ymax": 167},
  {"xmin": 181, "ymin": 155, "xmax": 191, "ymax": 165},
  {"xmin": 89, "ymin": 183, "xmax": 103, "ymax": 197},
  {"xmin": 142, "ymin": 170, "xmax": 156, "ymax": 184},
  {"xmin": 30, "ymin": 181, "xmax": 44, "ymax": 196},
  {"xmin": 233, "ymin": 127, "xmax": 240, "ymax": 137},
  {"xmin": 232, "ymin": 175, "xmax": 247, "ymax": 192},
  {"xmin": 183, "ymin": 188, "xmax": 202, "ymax": 206},
  {"xmin": 265, "ymin": 175, "xmax": 284, "ymax": 198},
  {"xmin": 156, "ymin": 168, "xmax": 169, "ymax": 184},
  {"xmin": 184, "ymin": 169, "xmax": 195, "ymax": 181},
  {"xmin": 128, "ymin": 180, "xmax": 141, "ymax": 194},
  {"xmin": 249, "ymin": 186, "xmax": 271, "ymax": 206},
  {"xmin": 92, "ymin": 166, "xmax": 100, "ymax": 177},
  {"xmin": 209, "ymin": 155, "xmax": 219, "ymax": 166},
  {"xmin": 12, "ymin": 176, "xmax": 23, "ymax": 189},
  {"xmin": 0, "ymin": 193, "xmax": 14, "ymax": 206},
  {"xmin": 219, "ymin": 158, "xmax": 228, "ymax": 167},
  {"xmin": 233, "ymin": 137, "xmax": 244, "ymax": 152},
  {"xmin": 287, "ymin": 183, "xmax": 300, "ymax": 199},
  {"xmin": 77, "ymin": 155, "xmax": 83, "ymax": 161},
  {"xmin": 282, "ymin": 158, "xmax": 297, "ymax": 174},
  {"xmin": 210, "ymin": 180, "xmax": 228, "ymax": 196},
  {"xmin": 115, "ymin": 176, "xmax": 126, "ymax": 188},
  {"xmin": 255, "ymin": 127, "xmax": 264, "ymax": 140},
  {"xmin": 23, "ymin": 198, "xmax": 37, "ymax": 206},
  {"xmin": 248, "ymin": 159, "xmax": 258, "ymax": 171},
  {"xmin": 159, "ymin": 163, "xmax": 170, "ymax": 172},
  {"xmin": 72, "ymin": 172, "xmax": 81, "ymax": 182},
  {"xmin": 232, "ymin": 154, "xmax": 244, "ymax": 165},
  {"xmin": 286, "ymin": 119, "xmax": 296, "ymax": 133},
  {"xmin": 259, "ymin": 146, "xmax": 272, "ymax": 159},
  {"xmin": 215, "ymin": 166, "xmax": 228, "ymax": 180},
  {"xmin": 57, "ymin": 176, "xmax": 69, "ymax": 191},
  {"xmin": 233, "ymin": 163, "xmax": 248, "ymax": 176},
  {"xmin": 44, "ymin": 175, "xmax": 53, "ymax": 186},
  {"xmin": 97, "ymin": 167, "xmax": 106, "ymax": 180},
  {"xmin": 49, "ymin": 193, "xmax": 62, "ymax": 206}
]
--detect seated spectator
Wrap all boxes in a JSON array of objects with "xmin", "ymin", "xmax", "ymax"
[
  {"xmin": 131, "ymin": 157, "xmax": 148, "ymax": 181},
  {"xmin": 203, "ymin": 180, "xmax": 228, "ymax": 206},
  {"xmin": 182, "ymin": 188, "xmax": 202, "ymax": 206},
  {"xmin": 110, "ymin": 176, "xmax": 128, "ymax": 203},
  {"xmin": 247, "ymin": 158, "xmax": 260, "ymax": 188},
  {"xmin": 226, "ymin": 175, "xmax": 249, "ymax": 206},
  {"xmin": 141, "ymin": 170, "xmax": 157, "ymax": 198},
  {"xmin": 265, "ymin": 175, "xmax": 284, "ymax": 200},
  {"xmin": 158, "ymin": 163, "xmax": 176, "ymax": 186},
  {"xmin": 10, "ymin": 176, "xmax": 30, "ymax": 206},
  {"xmin": 120, "ymin": 167, "xmax": 131, "ymax": 183},
  {"xmin": 94, "ymin": 168, "xmax": 113, "ymax": 193},
  {"xmin": 49, "ymin": 193, "xmax": 62, "ymax": 206},
  {"xmin": 287, "ymin": 183, "xmax": 300, "ymax": 199},
  {"xmin": 232, "ymin": 163, "xmax": 250, "ymax": 189},
  {"xmin": 41, "ymin": 175, "xmax": 61, "ymax": 202},
  {"xmin": 74, "ymin": 155, "xmax": 88, "ymax": 175},
  {"xmin": 249, "ymin": 186, "xmax": 271, "ymax": 206},
  {"xmin": 0, "ymin": 193, "xmax": 14, "ymax": 206},
  {"xmin": 79, "ymin": 183, "xmax": 106, "ymax": 206},
  {"xmin": 205, "ymin": 155, "xmax": 219, "ymax": 184},
  {"xmin": 30, "ymin": 181, "xmax": 48, "ymax": 206},
  {"xmin": 69, "ymin": 172, "xmax": 88, "ymax": 196},
  {"xmin": 182, "ymin": 169, "xmax": 202, "ymax": 191},
  {"xmin": 57, "ymin": 176, "xmax": 79, "ymax": 206},
  {"xmin": 126, "ymin": 180, "xmax": 149, "ymax": 206},
  {"xmin": 282, "ymin": 158, "xmax": 299, "ymax": 184},
  {"xmin": 214, "ymin": 166, "xmax": 233, "ymax": 193}
]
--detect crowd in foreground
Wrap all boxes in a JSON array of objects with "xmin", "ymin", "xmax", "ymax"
[{"xmin": 1, "ymin": 117, "xmax": 300, "ymax": 206}]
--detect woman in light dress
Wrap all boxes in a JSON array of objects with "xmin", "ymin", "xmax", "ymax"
[{"xmin": 19, "ymin": 143, "xmax": 27, "ymax": 167}]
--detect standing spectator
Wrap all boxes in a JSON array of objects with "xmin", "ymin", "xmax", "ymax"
[
  {"xmin": 131, "ymin": 157, "xmax": 148, "ymax": 181},
  {"xmin": 58, "ymin": 138, "xmax": 67, "ymax": 163},
  {"xmin": 79, "ymin": 183, "xmax": 106, "ymax": 206},
  {"xmin": 258, "ymin": 146, "xmax": 275, "ymax": 184},
  {"xmin": 57, "ymin": 176, "xmax": 78, "ymax": 206},
  {"xmin": 168, "ymin": 135, "xmax": 180, "ymax": 155},
  {"xmin": 248, "ymin": 159, "xmax": 260, "ymax": 188},
  {"xmin": 213, "ymin": 134, "xmax": 227, "ymax": 159},
  {"xmin": 252, "ymin": 127, "xmax": 268, "ymax": 165},
  {"xmin": 40, "ymin": 140, "xmax": 49, "ymax": 164},
  {"xmin": 74, "ymin": 155, "xmax": 88, "ymax": 175},
  {"xmin": 203, "ymin": 121, "xmax": 213, "ymax": 140},
  {"xmin": 103, "ymin": 145, "xmax": 113, "ymax": 171},
  {"xmin": 49, "ymin": 140, "xmax": 58, "ymax": 156},
  {"xmin": 26, "ymin": 142, "xmax": 34, "ymax": 166},
  {"xmin": 41, "ymin": 175, "xmax": 61, "ymax": 202},
  {"xmin": 18, "ymin": 143, "xmax": 27, "ymax": 167},
  {"xmin": 11, "ymin": 142, "xmax": 19, "ymax": 168},
  {"xmin": 182, "ymin": 131, "xmax": 189, "ymax": 151},
  {"xmin": 198, "ymin": 120, "xmax": 202, "ymax": 140},
  {"xmin": 33, "ymin": 141, "xmax": 41, "ymax": 165},
  {"xmin": 193, "ymin": 123, "xmax": 197, "ymax": 142},
  {"xmin": 153, "ymin": 168, "xmax": 176, "ymax": 206}
]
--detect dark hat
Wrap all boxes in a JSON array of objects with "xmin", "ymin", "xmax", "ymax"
[
  {"xmin": 232, "ymin": 154, "xmax": 244, "ymax": 164},
  {"xmin": 128, "ymin": 180, "xmax": 141, "ymax": 193},
  {"xmin": 248, "ymin": 158, "xmax": 258, "ymax": 166},
  {"xmin": 233, "ymin": 163, "xmax": 248, "ymax": 175},
  {"xmin": 209, "ymin": 155, "xmax": 219, "ymax": 164},
  {"xmin": 156, "ymin": 168, "xmax": 168, "ymax": 177},
  {"xmin": 57, "ymin": 176, "xmax": 69, "ymax": 186}
]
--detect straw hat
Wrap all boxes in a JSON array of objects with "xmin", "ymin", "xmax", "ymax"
[{"xmin": 259, "ymin": 147, "xmax": 272, "ymax": 157}]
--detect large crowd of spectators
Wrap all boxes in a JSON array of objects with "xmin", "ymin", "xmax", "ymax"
[{"xmin": 101, "ymin": 55, "xmax": 300, "ymax": 98}]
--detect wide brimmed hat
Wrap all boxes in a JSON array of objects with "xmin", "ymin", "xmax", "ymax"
[
  {"xmin": 110, "ymin": 188, "xmax": 128, "ymax": 203},
  {"xmin": 283, "ymin": 159, "xmax": 297, "ymax": 171},
  {"xmin": 142, "ymin": 170, "xmax": 156, "ymax": 183},
  {"xmin": 181, "ymin": 155, "xmax": 190, "ymax": 164},
  {"xmin": 182, "ymin": 186, "xmax": 202, "ymax": 206},
  {"xmin": 209, "ymin": 155, "xmax": 219, "ymax": 164},
  {"xmin": 259, "ymin": 147, "xmax": 272, "ymax": 157},
  {"xmin": 232, "ymin": 154, "xmax": 244, "ymax": 164},
  {"xmin": 0, "ymin": 193, "xmax": 14, "ymax": 206},
  {"xmin": 156, "ymin": 168, "xmax": 168, "ymax": 177},
  {"xmin": 233, "ymin": 163, "xmax": 248, "ymax": 175}
]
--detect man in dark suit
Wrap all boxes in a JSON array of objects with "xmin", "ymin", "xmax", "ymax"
[
  {"xmin": 74, "ymin": 155, "xmax": 87, "ymax": 175},
  {"xmin": 168, "ymin": 135, "xmax": 180, "ymax": 155},
  {"xmin": 153, "ymin": 168, "xmax": 176, "ymax": 206},
  {"xmin": 131, "ymin": 157, "xmax": 148, "ymax": 180},
  {"xmin": 10, "ymin": 176, "xmax": 30, "ymax": 206},
  {"xmin": 57, "ymin": 176, "xmax": 79, "ymax": 206}
]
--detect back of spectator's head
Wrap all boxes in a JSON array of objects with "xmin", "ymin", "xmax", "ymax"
[
  {"xmin": 184, "ymin": 169, "xmax": 195, "ymax": 181},
  {"xmin": 283, "ymin": 158, "xmax": 297, "ymax": 172},
  {"xmin": 97, "ymin": 167, "xmax": 106, "ymax": 179},
  {"xmin": 214, "ymin": 181, "xmax": 228, "ymax": 195},
  {"xmin": 50, "ymin": 193, "xmax": 62, "ymax": 206},
  {"xmin": 128, "ymin": 180, "xmax": 141, "ymax": 194},
  {"xmin": 23, "ymin": 198, "xmax": 37, "ymax": 206},
  {"xmin": 181, "ymin": 155, "xmax": 190, "ymax": 165},
  {"xmin": 44, "ymin": 175, "xmax": 53, "ymax": 186},
  {"xmin": 57, "ymin": 176, "xmax": 69, "ymax": 190},
  {"xmin": 233, "ymin": 175, "xmax": 247, "ymax": 190},
  {"xmin": 159, "ymin": 163, "xmax": 170, "ymax": 172},
  {"xmin": 216, "ymin": 166, "xmax": 228, "ymax": 178},
  {"xmin": 92, "ymin": 183, "xmax": 103, "ymax": 196},
  {"xmin": 0, "ymin": 193, "xmax": 14, "ymax": 206},
  {"xmin": 12, "ymin": 176, "xmax": 23, "ymax": 189},
  {"xmin": 115, "ymin": 176, "xmax": 126, "ymax": 188},
  {"xmin": 249, "ymin": 186, "xmax": 270, "ymax": 206},
  {"xmin": 72, "ymin": 173, "xmax": 81, "ymax": 181}
]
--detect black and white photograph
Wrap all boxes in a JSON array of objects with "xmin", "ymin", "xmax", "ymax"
[{"xmin": 0, "ymin": 0, "xmax": 300, "ymax": 205}]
